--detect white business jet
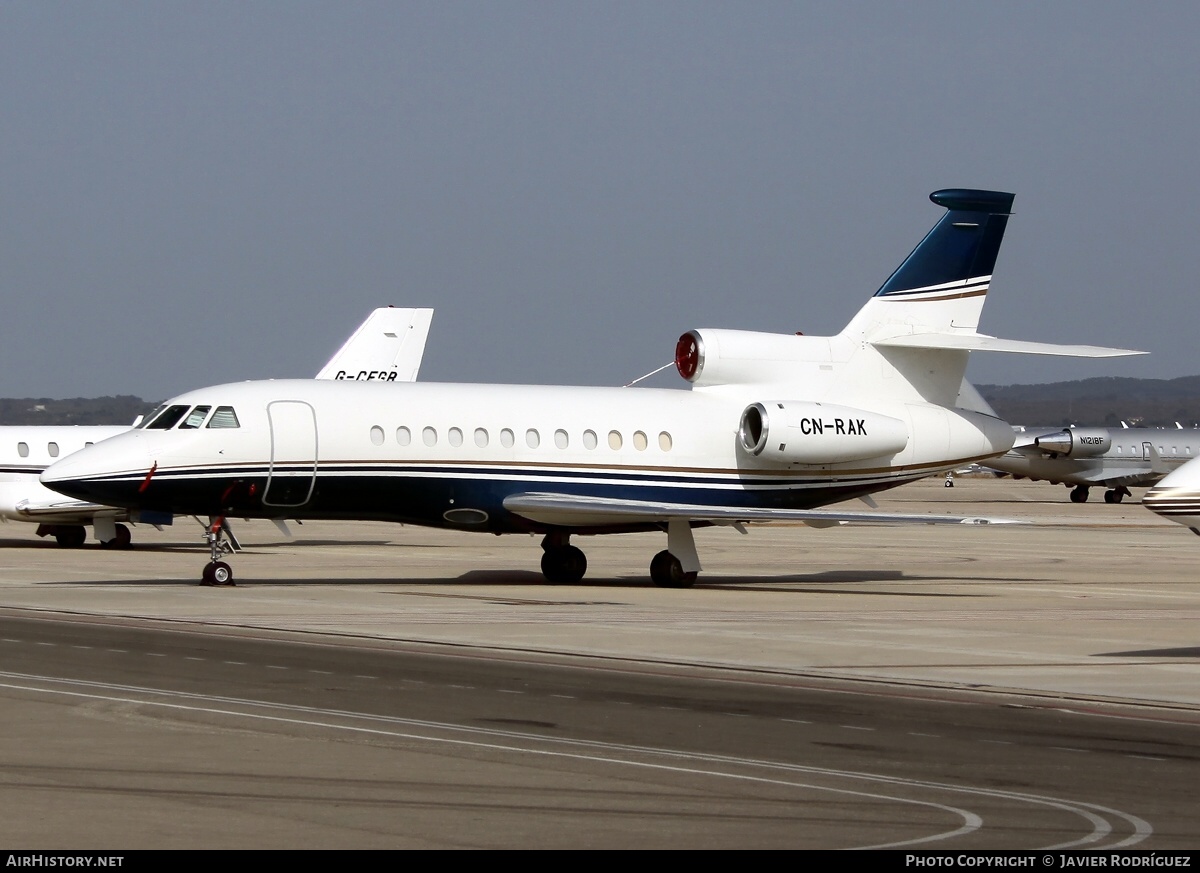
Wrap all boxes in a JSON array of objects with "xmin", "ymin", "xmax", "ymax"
[
  {"xmin": 42, "ymin": 190, "xmax": 1142, "ymax": 586},
  {"xmin": 2, "ymin": 307, "xmax": 432, "ymax": 548}
]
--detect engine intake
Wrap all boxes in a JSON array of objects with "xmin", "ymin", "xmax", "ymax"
[{"xmin": 738, "ymin": 401, "xmax": 909, "ymax": 464}]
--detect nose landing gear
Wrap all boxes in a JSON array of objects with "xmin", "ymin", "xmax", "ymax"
[{"xmin": 200, "ymin": 516, "xmax": 240, "ymax": 587}]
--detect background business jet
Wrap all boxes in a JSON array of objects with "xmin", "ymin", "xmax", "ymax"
[
  {"xmin": 42, "ymin": 190, "xmax": 1141, "ymax": 586},
  {"xmin": 983, "ymin": 423, "xmax": 1200, "ymax": 503},
  {"xmin": 1, "ymin": 307, "xmax": 431, "ymax": 547}
]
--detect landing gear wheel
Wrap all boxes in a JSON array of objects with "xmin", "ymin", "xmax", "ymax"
[
  {"xmin": 54, "ymin": 526, "xmax": 87, "ymax": 548},
  {"xmin": 1069, "ymin": 486, "xmax": 1090, "ymax": 504},
  {"xmin": 1104, "ymin": 489, "xmax": 1124, "ymax": 504},
  {"xmin": 650, "ymin": 550, "xmax": 698, "ymax": 589},
  {"xmin": 201, "ymin": 561, "xmax": 235, "ymax": 587},
  {"xmin": 101, "ymin": 523, "xmax": 133, "ymax": 549},
  {"xmin": 540, "ymin": 545, "xmax": 587, "ymax": 584}
]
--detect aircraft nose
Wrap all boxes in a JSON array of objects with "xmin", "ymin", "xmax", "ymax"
[{"xmin": 1143, "ymin": 482, "xmax": 1200, "ymax": 530}]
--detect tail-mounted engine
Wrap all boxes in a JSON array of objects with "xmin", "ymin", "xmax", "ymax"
[
  {"xmin": 1033, "ymin": 428, "xmax": 1112, "ymax": 457},
  {"xmin": 675, "ymin": 329, "xmax": 817, "ymax": 387},
  {"xmin": 738, "ymin": 401, "xmax": 909, "ymax": 464}
]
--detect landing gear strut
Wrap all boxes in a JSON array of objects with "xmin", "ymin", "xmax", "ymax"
[
  {"xmin": 100, "ymin": 523, "xmax": 132, "ymax": 550},
  {"xmin": 649, "ymin": 519, "xmax": 702, "ymax": 588},
  {"xmin": 540, "ymin": 532, "xmax": 587, "ymax": 584},
  {"xmin": 201, "ymin": 516, "xmax": 237, "ymax": 587}
]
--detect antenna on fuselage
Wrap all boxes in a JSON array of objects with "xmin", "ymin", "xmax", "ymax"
[{"xmin": 623, "ymin": 362, "xmax": 674, "ymax": 388}]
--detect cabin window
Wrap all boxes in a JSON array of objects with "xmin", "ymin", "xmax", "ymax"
[
  {"xmin": 633, "ymin": 431, "xmax": 648, "ymax": 451},
  {"xmin": 396, "ymin": 426, "xmax": 411, "ymax": 446},
  {"xmin": 17, "ymin": 442, "xmax": 28, "ymax": 458},
  {"xmin": 179, "ymin": 406, "xmax": 212, "ymax": 429},
  {"xmin": 474, "ymin": 428, "xmax": 489, "ymax": 448},
  {"xmin": 207, "ymin": 407, "xmax": 240, "ymax": 429},
  {"xmin": 47, "ymin": 442, "xmax": 59, "ymax": 458},
  {"xmin": 145, "ymin": 404, "xmax": 191, "ymax": 430},
  {"xmin": 1117, "ymin": 446, "xmax": 1122, "ymax": 455},
  {"xmin": 370, "ymin": 426, "xmax": 385, "ymax": 446},
  {"xmin": 659, "ymin": 432, "xmax": 673, "ymax": 451},
  {"xmin": 422, "ymin": 427, "xmax": 438, "ymax": 447},
  {"xmin": 448, "ymin": 427, "xmax": 463, "ymax": 447},
  {"xmin": 526, "ymin": 429, "xmax": 540, "ymax": 449},
  {"xmin": 554, "ymin": 429, "xmax": 569, "ymax": 449},
  {"xmin": 500, "ymin": 428, "xmax": 515, "ymax": 448},
  {"xmin": 608, "ymin": 430, "xmax": 623, "ymax": 450},
  {"xmin": 583, "ymin": 430, "xmax": 598, "ymax": 450}
]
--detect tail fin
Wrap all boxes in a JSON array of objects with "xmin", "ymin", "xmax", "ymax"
[
  {"xmin": 315, "ymin": 307, "xmax": 434, "ymax": 382},
  {"xmin": 839, "ymin": 189, "xmax": 1015, "ymax": 406},
  {"xmin": 844, "ymin": 189, "xmax": 1014, "ymax": 343}
]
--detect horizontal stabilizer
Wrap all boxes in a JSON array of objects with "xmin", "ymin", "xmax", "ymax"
[
  {"xmin": 503, "ymin": 492, "xmax": 1018, "ymax": 528},
  {"xmin": 873, "ymin": 332, "xmax": 1145, "ymax": 358}
]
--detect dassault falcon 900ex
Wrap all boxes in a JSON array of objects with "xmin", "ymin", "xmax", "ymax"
[{"xmin": 41, "ymin": 189, "xmax": 1142, "ymax": 587}]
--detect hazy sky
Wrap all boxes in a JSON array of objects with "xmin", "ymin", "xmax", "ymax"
[{"xmin": 2, "ymin": 2, "xmax": 1195, "ymax": 400}]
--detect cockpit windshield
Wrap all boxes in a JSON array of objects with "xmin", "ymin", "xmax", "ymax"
[
  {"xmin": 142, "ymin": 405, "xmax": 191, "ymax": 430},
  {"xmin": 178, "ymin": 406, "xmax": 212, "ymax": 429},
  {"xmin": 138, "ymin": 404, "xmax": 240, "ymax": 430}
]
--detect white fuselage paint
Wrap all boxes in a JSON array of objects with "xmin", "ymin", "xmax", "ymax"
[{"xmin": 41, "ymin": 379, "xmax": 1015, "ymax": 533}]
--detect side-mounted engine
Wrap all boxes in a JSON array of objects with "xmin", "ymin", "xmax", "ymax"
[
  {"xmin": 738, "ymin": 401, "xmax": 909, "ymax": 464},
  {"xmin": 1033, "ymin": 428, "xmax": 1112, "ymax": 457}
]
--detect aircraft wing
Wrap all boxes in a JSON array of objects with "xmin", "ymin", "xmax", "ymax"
[
  {"xmin": 503, "ymin": 492, "xmax": 1018, "ymax": 529},
  {"xmin": 1052, "ymin": 467, "xmax": 1162, "ymax": 487},
  {"xmin": 873, "ymin": 333, "xmax": 1144, "ymax": 358}
]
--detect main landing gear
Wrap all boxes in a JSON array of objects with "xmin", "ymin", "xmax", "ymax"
[
  {"xmin": 200, "ymin": 516, "xmax": 239, "ymax": 587},
  {"xmin": 1068, "ymin": 484, "xmax": 1131, "ymax": 504},
  {"xmin": 538, "ymin": 519, "xmax": 704, "ymax": 588},
  {"xmin": 1104, "ymin": 486, "xmax": 1131, "ymax": 504}
]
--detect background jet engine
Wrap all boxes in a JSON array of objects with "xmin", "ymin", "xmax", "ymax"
[
  {"xmin": 1033, "ymin": 428, "xmax": 1112, "ymax": 457},
  {"xmin": 738, "ymin": 401, "xmax": 909, "ymax": 464}
]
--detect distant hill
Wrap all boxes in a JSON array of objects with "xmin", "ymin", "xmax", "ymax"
[
  {"xmin": 0, "ymin": 396, "xmax": 157, "ymax": 426},
  {"xmin": 1, "ymin": 376, "xmax": 1198, "ymax": 428},
  {"xmin": 976, "ymin": 376, "xmax": 1200, "ymax": 428}
]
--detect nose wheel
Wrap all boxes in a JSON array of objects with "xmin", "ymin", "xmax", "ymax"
[{"xmin": 199, "ymin": 516, "xmax": 238, "ymax": 586}]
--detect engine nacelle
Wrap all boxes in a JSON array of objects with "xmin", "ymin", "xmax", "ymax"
[
  {"xmin": 738, "ymin": 401, "xmax": 909, "ymax": 464},
  {"xmin": 675, "ymin": 329, "xmax": 824, "ymax": 387},
  {"xmin": 1034, "ymin": 428, "xmax": 1112, "ymax": 457}
]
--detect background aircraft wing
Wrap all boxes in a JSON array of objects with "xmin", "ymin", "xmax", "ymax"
[
  {"xmin": 503, "ymin": 492, "xmax": 1018, "ymax": 529},
  {"xmin": 13, "ymin": 497, "xmax": 116, "ymax": 519}
]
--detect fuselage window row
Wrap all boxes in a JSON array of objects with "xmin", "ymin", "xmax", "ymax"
[{"xmin": 375, "ymin": 426, "xmax": 674, "ymax": 452}]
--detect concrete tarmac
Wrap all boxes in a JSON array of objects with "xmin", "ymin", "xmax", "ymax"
[{"xmin": 0, "ymin": 476, "xmax": 1197, "ymax": 714}]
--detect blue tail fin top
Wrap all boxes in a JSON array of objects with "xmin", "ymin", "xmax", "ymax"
[{"xmin": 875, "ymin": 188, "xmax": 1014, "ymax": 297}]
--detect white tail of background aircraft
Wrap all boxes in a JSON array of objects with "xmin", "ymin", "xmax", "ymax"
[{"xmin": 41, "ymin": 190, "xmax": 1141, "ymax": 585}]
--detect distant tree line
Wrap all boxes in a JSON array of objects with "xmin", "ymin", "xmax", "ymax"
[
  {"xmin": 978, "ymin": 375, "xmax": 1200, "ymax": 428},
  {"xmin": 0, "ymin": 396, "xmax": 158, "ymax": 426}
]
